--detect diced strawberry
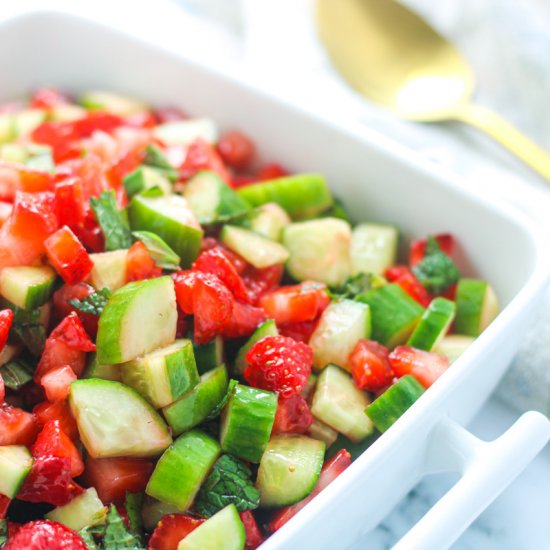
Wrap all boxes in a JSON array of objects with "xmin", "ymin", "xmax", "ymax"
[
  {"xmin": 33, "ymin": 400, "xmax": 79, "ymax": 441},
  {"xmin": 350, "ymin": 339, "xmax": 395, "ymax": 393},
  {"xmin": 172, "ymin": 270, "xmax": 200, "ymax": 314},
  {"xmin": 45, "ymin": 226, "xmax": 94, "ymax": 285},
  {"xmin": 57, "ymin": 154, "xmax": 107, "ymax": 202},
  {"xmin": 244, "ymin": 335, "xmax": 312, "ymax": 398},
  {"xmin": 7, "ymin": 522, "xmax": 22, "ymax": 538},
  {"xmin": 74, "ymin": 211, "xmax": 105, "ymax": 253},
  {"xmin": 0, "ymin": 201, "xmax": 13, "ymax": 226},
  {"xmin": 409, "ymin": 233, "xmax": 455, "ymax": 267},
  {"xmin": 243, "ymin": 264, "xmax": 284, "ymax": 304},
  {"xmin": 278, "ymin": 318, "xmax": 319, "ymax": 343},
  {"xmin": 259, "ymin": 282, "xmax": 330, "ymax": 325},
  {"xmin": 272, "ymin": 394, "xmax": 313, "ymax": 434},
  {"xmin": 220, "ymin": 301, "xmax": 267, "ymax": 339},
  {"xmin": 0, "ymin": 162, "xmax": 54, "ymax": 199},
  {"xmin": 31, "ymin": 420, "xmax": 84, "ymax": 477},
  {"xmin": 154, "ymin": 106, "xmax": 188, "ymax": 123},
  {"xmin": 0, "ymin": 404, "xmax": 39, "ymax": 446},
  {"xmin": 125, "ymin": 111, "xmax": 157, "ymax": 129},
  {"xmin": 52, "ymin": 282, "xmax": 98, "ymax": 338},
  {"xmin": 256, "ymin": 163, "xmax": 288, "ymax": 181},
  {"xmin": 239, "ymin": 511, "xmax": 265, "ymax": 550},
  {"xmin": 126, "ymin": 241, "xmax": 161, "ymax": 282},
  {"xmin": 40, "ymin": 366, "xmax": 77, "ymax": 403},
  {"xmin": 0, "ymin": 494, "xmax": 10, "ymax": 519},
  {"xmin": 83, "ymin": 457, "xmax": 154, "ymax": 504},
  {"xmin": 0, "ymin": 308, "xmax": 14, "ymax": 353},
  {"xmin": 0, "ymin": 373, "xmax": 4, "ymax": 404},
  {"xmin": 105, "ymin": 145, "xmax": 145, "ymax": 190},
  {"xmin": 54, "ymin": 177, "xmax": 86, "ymax": 230},
  {"xmin": 193, "ymin": 248, "xmax": 251, "ymax": 303},
  {"xmin": 267, "ymin": 449, "xmax": 352, "ymax": 533},
  {"xmin": 18, "ymin": 455, "xmax": 84, "ymax": 506},
  {"xmin": 385, "ymin": 265, "xmax": 431, "ymax": 307},
  {"xmin": 217, "ymin": 131, "xmax": 256, "ymax": 170},
  {"xmin": 3, "ymin": 520, "xmax": 87, "ymax": 550},
  {"xmin": 30, "ymin": 88, "xmax": 70, "ymax": 109},
  {"xmin": 179, "ymin": 138, "xmax": 231, "ymax": 184},
  {"xmin": 176, "ymin": 308, "xmax": 190, "ymax": 339},
  {"xmin": 388, "ymin": 345, "xmax": 449, "ymax": 388},
  {"xmin": 148, "ymin": 514, "xmax": 205, "ymax": 550}
]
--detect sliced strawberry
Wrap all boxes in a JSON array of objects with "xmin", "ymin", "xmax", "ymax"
[
  {"xmin": 385, "ymin": 265, "xmax": 431, "ymax": 307},
  {"xmin": 52, "ymin": 282, "xmax": 98, "ymax": 338},
  {"xmin": 350, "ymin": 339, "xmax": 395, "ymax": 393},
  {"xmin": 126, "ymin": 241, "xmax": 161, "ymax": 282},
  {"xmin": 40, "ymin": 365, "xmax": 77, "ymax": 403},
  {"xmin": 220, "ymin": 301, "xmax": 267, "ymax": 339},
  {"xmin": 243, "ymin": 263, "xmax": 284, "ymax": 304},
  {"xmin": 217, "ymin": 131, "xmax": 256, "ymax": 170},
  {"xmin": 54, "ymin": 177, "xmax": 86, "ymax": 230},
  {"xmin": 388, "ymin": 346, "xmax": 449, "ymax": 388},
  {"xmin": 0, "ymin": 308, "xmax": 14, "ymax": 353},
  {"xmin": 272, "ymin": 395, "xmax": 313, "ymax": 434},
  {"xmin": 148, "ymin": 514, "xmax": 204, "ymax": 550},
  {"xmin": 33, "ymin": 400, "xmax": 79, "ymax": 441},
  {"xmin": 256, "ymin": 163, "xmax": 288, "ymax": 181},
  {"xmin": 0, "ymin": 372, "xmax": 4, "ymax": 404},
  {"xmin": 179, "ymin": 138, "xmax": 230, "ymax": 183},
  {"xmin": 278, "ymin": 318, "xmax": 319, "ymax": 343},
  {"xmin": 0, "ymin": 404, "xmax": 39, "ymax": 446},
  {"xmin": 3, "ymin": 520, "xmax": 87, "ymax": 550},
  {"xmin": 239, "ymin": 511, "xmax": 265, "ymax": 550}
]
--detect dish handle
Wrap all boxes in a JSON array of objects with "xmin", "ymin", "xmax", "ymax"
[{"xmin": 393, "ymin": 411, "xmax": 550, "ymax": 550}]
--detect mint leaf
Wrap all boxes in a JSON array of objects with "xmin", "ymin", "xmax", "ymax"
[
  {"xmin": 0, "ymin": 357, "xmax": 35, "ymax": 390},
  {"xmin": 103, "ymin": 505, "xmax": 145, "ymax": 550},
  {"xmin": 195, "ymin": 454, "xmax": 260, "ymax": 518},
  {"xmin": 90, "ymin": 190, "xmax": 132, "ymax": 251},
  {"xmin": 144, "ymin": 145, "xmax": 178, "ymax": 182},
  {"xmin": 79, "ymin": 525, "xmax": 103, "ymax": 550},
  {"xmin": 0, "ymin": 519, "xmax": 8, "ymax": 546},
  {"xmin": 334, "ymin": 272, "xmax": 386, "ymax": 300},
  {"xmin": 69, "ymin": 288, "xmax": 111, "ymax": 316},
  {"xmin": 132, "ymin": 231, "xmax": 180, "ymax": 271},
  {"xmin": 3, "ymin": 301, "xmax": 47, "ymax": 357},
  {"xmin": 413, "ymin": 236, "xmax": 460, "ymax": 294}
]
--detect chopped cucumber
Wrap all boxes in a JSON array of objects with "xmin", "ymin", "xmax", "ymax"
[
  {"xmin": 79, "ymin": 90, "xmax": 148, "ymax": 116},
  {"xmin": 132, "ymin": 231, "xmax": 180, "ymax": 271},
  {"xmin": 241, "ymin": 203, "xmax": 291, "ymax": 242},
  {"xmin": 454, "ymin": 279, "xmax": 499, "ymax": 336},
  {"xmin": 0, "ymin": 266, "xmax": 56, "ymax": 310},
  {"xmin": 307, "ymin": 418, "xmax": 339, "ymax": 448},
  {"xmin": 46, "ymin": 487, "xmax": 107, "ymax": 531},
  {"xmin": 14, "ymin": 109, "xmax": 46, "ymax": 137},
  {"xmin": 0, "ymin": 445, "xmax": 33, "ymax": 498},
  {"xmin": 301, "ymin": 373, "xmax": 318, "ymax": 400},
  {"xmin": 141, "ymin": 496, "xmax": 182, "ymax": 531},
  {"xmin": 192, "ymin": 335, "xmax": 224, "ymax": 375},
  {"xmin": 153, "ymin": 118, "xmax": 219, "ymax": 146},
  {"xmin": 435, "ymin": 334, "xmax": 476, "ymax": 363},
  {"xmin": 311, "ymin": 365, "xmax": 374, "ymax": 442},
  {"xmin": 350, "ymin": 223, "xmax": 398, "ymax": 276},
  {"xmin": 0, "ymin": 113, "xmax": 15, "ymax": 143},
  {"xmin": 407, "ymin": 297, "xmax": 456, "ymax": 351},
  {"xmin": 183, "ymin": 171, "xmax": 251, "ymax": 224},
  {"xmin": 121, "ymin": 339, "xmax": 199, "ymax": 409},
  {"xmin": 237, "ymin": 174, "xmax": 333, "ymax": 220},
  {"xmin": 146, "ymin": 430, "xmax": 220, "ymax": 510},
  {"xmin": 83, "ymin": 353, "xmax": 122, "ymax": 382},
  {"xmin": 123, "ymin": 166, "xmax": 171, "ymax": 198},
  {"xmin": 365, "ymin": 375, "xmax": 425, "ymax": 432},
  {"xmin": 220, "ymin": 383, "xmax": 277, "ymax": 463},
  {"xmin": 256, "ymin": 435, "xmax": 325, "ymax": 508},
  {"xmin": 50, "ymin": 104, "xmax": 87, "ymax": 122},
  {"xmin": 234, "ymin": 320, "xmax": 278, "ymax": 375},
  {"xmin": 162, "ymin": 364, "xmax": 228, "ymax": 435},
  {"xmin": 88, "ymin": 250, "xmax": 128, "ymax": 292},
  {"xmin": 177, "ymin": 504, "xmax": 245, "ymax": 550},
  {"xmin": 357, "ymin": 284, "xmax": 425, "ymax": 348},
  {"xmin": 309, "ymin": 300, "xmax": 371, "ymax": 371},
  {"xmin": 69, "ymin": 379, "xmax": 173, "ymax": 458},
  {"xmin": 96, "ymin": 276, "xmax": 177, "ymax": 364},
  {"xmin": 129, "ymin": 194, "xmax": 203, "ymax": 267},
  {"xmin": 0, "ymin": 143, "xmax": 27, "ymax": 163},
  {"xmin": 283, "ymin": 218, "xmax": 352, "ymax": 287},
  {"xmin": 220, "ymin": 225, "xmax": 289, "ymax": 269},
  {"xmin": 143, "ymin": 144, "xmax": 179, "ymax": 182}
]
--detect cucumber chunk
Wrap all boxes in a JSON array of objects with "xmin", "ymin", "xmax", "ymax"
[
  {"xmin": 237, "ymin": 174, "xmax": 333, "ymax": 220},
  {"xmin": 88, "ymin": 250, "xmax": 128, "ymax": 292},
  {"xmin": 407, "ymin": 297, "xmax": 456, "ymax": 351},
  {"xmin": 123, "ymin": 166, "xmax": 171, "ymax": 198},
  {"xmin": 351, "ymin": 223, "xmax": 398, "ymax": 276},
  {"xmin": 146, "ymin": 430, "xmax": 220, "ymax": 510},
  {"xmin": 183, "ymin": 171, "xmax": 251, "ymax": 224},
  {"xmin": 129, "ymin": 194, "xmax": 203, "ymax": 268},
  {"xmin": 0, "ymin": 113, "xmax": 15, "ymax": 144},
  {"xmin": 357, "ymin": 284, "xmax": 425, "ymax": 348},
  {"xmin": 454, "ymin": 279, "xmax": 499, "ymax": 336},
  {"xmin": 311, "ymin": 365, "xmax": 374, "ymax": 442},
  {"xmin": 69, "ymin": 379, "xmax": 173, "ymax": 458},
  {"xmin": 121, "ymin": 339, "xmax": 199, "ymax": 409},
  {"xmin": 162, "ymin": 364, "xmax": 228, "ymax": 435},
  {"xmin": 153, "ymin": 118, "xmax": 219, "ymax": 146},
  {"xmin": 283, "ymin": 218, "xmax": 352, "ymax": 287},
  {"xmin": 256, "ymin": 435, "xmax": 325, "ymax": 508},
  {"xmin": 46, "ymin": 487, "xmax": 107, "ymax": 531},
  {"xmin": 141, "ymin": 496, "xmax": 182, "ymax": 531},
  {"xmin": 435, "ymin": 334, "xmax": 476, "ymax": 363},
  {"xmin": 50, "ymin": 104, "xmax": 87, "ymax": 122},
  {"xmin": 307, "ymin": 418, "xmax": 339, "ymax": 448},
  {"xmin": 234, "ymin": 320, "xmax": 278, "ymax": 375},
  {"xmin": 177, "ymin": 504, "xmax": 245, "ymax": 550},
  {"xmin": 220, "ymin": 384, "xmax": 277, "ymax": 463},
  {"xmin": 14, "ymin": 109, "xmax": 46, "ymax": 137},
  {"xmin": 192, "ymin": 335, "xmax": 224, "ymax": 375},
  {"xmin": 0, "ymin": 266, "xmax": 56, "ymax": 310},
  {"xmin": 96, "ymin": 276, "xmax": 177, "ymax": 364},
  {"xmin": 79, "ymin": 90, "xmax": 148, "ymax": 116},
  {"xmin": 220, "ymin": 225, "xmax": 289, "ymax": 269},
  {"xmin": 0, "ymin": 445, "xmax": 33, "ymax": 498},
  {"xmin": 83, "ymin": 353, "xmax": 121, "ymax": 382},
  {"xmin": 309, "ymin": 300, "xmax": 371, "ymax": 371},
  {"xmin": 242, "ymin": 203, "xmax": 291, "ymax": 242},
  {"xmin": 365, "ymin": 375, "xmax": 425, "ymax": 432}
]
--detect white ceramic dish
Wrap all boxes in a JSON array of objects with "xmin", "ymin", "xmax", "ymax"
[{"xmin": 1, "ymin": 10, "xmax": 549, "ymax": 549}]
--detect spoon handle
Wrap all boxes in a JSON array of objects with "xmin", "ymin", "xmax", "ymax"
[{"xmin": 453, "ymin": 104, "xmax": 550, "ymax": 183}]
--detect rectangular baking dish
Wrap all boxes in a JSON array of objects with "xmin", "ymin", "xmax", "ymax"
[{"xmin": 0, "ymin": 9, "xmax": 548, "ymax": 549}]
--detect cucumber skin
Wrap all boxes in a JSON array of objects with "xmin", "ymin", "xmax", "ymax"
[
  {"xmin": 407, "ymin": 297, "xmax": 456, "ymax": 351},
  {"xmin": 0, "ymin": 266, "xmax": 56, "ymax": 310},
  {"xmin": 146, "ymin": 430, "xmax": 220, "ymax": 510},
  {"xmin": 192, "ymin": 336, "xmax": 224, "ymax": 375},
  {"xmin": 162, "ymin": 364, "xmax": 229, "ymax": 435},
  {"xmin": 365, "ymin": 375, "xmax": 425, "ymax": 432},
  {"xmin": 454, "ymin": 279, "xmax": 496, "ymax": 336},
  {"xmin": 234, "ymin": 320, "xmax": 278, "ymax": 375},
  {"xmin": 0, "ymin": 446, "xmax": 33, "ymax": 498},
  {"xmin": 167, "ymin": 342, "xmax": 199, "ymax": 402},
  {"xmin": 237, "ymin": 174, "xmax": 333, "ymax": 220},
  {"xmin": 357, "ymin": 284, "xmax": 424, "ymax": 347},
  {"xmin": 221, "ymin": 384, "xmax": 277, "ymax": 463}
]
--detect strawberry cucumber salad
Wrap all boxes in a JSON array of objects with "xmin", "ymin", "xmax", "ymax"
[{"xmin": 0, "ymin": 88, "xmax": 499, "ymax": 550}]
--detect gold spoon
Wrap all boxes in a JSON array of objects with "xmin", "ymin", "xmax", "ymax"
[{"xmin": 316, "ymin": 0, "xmax": 550, "ymax": 182}]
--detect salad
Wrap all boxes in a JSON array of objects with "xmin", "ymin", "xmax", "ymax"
[{"xmin": 0, "ymin": 88, "xmax": 499, "ymax": 550}]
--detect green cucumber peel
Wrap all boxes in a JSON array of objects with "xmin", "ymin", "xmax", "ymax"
[
  {"xmin": 132, "ymin": 231, "xmax": 180, "ymax": 270},
  {"xmin": 69, "ymin": 288, "xmax": 111, "ymax": 317},
  {"xmin": 2, "ymin": 300, "xmax": 47, "ymax": 356},
  {"xmin": 90, "ymin": 190, "xmax": 133, "ymax": 251},
  {"xmin": 125, "ymin": 492, "xmax": 144, "ymax": 535},
  {"xmin": 406, "ymin": 297, "xmax": 456, "ymax": 351},
  {"xmin": 205, "ymin": 379, "xmax": 238, "ymax": 421},
  {"xmin": 234, "ymin": 319, "xmax": 278, "ymax": 376}
]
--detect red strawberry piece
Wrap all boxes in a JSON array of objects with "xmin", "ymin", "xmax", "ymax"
[
  {"xmin": 0, "ymin": 308, "xmax": 14, "ymax": 353},
  {"xmin": 0, "ymin": 404, "xmax": 39, "ymax": 446},
  {"xmin": 243, "ymin": 264, "xmax": 284, "ymax": 304},
  {"xmin": 217, "ymin": 131, "xmax": 256, "ymax": 170},
  {"xmin": 239, "ymin": 511, "xmax": 265, "ymax": 550},
  {"xmin": 0, "ymin": 494, "xmax": 10, "ymax": 519},
  {"xmin": 388, "ymin": 345, "xmax": 449, "ymax": 388},
  {"xmin": 220, "ymin": 301, "xmax": 267, "ymax": 340},
  {"xmin": 278, "ymin": 318, "xmax": 319, "ymax": 343},
  {"xmin": 148, "ymin": 514, "xmax": 204, "ymax": 550},
  {"xmin": 350, "ymin": 339, "xmax": 395, "ymax": 393},
  {"xmin": 244, "ymin": 335, "xmax": 312, "ymax": 398},
  {"xmin": 3, "ymin": 520, "xmax": 87, "ymax": 550},
  {"xmin": 272, "ymin": 394, "xmax": 313, "ymax": 434}
]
